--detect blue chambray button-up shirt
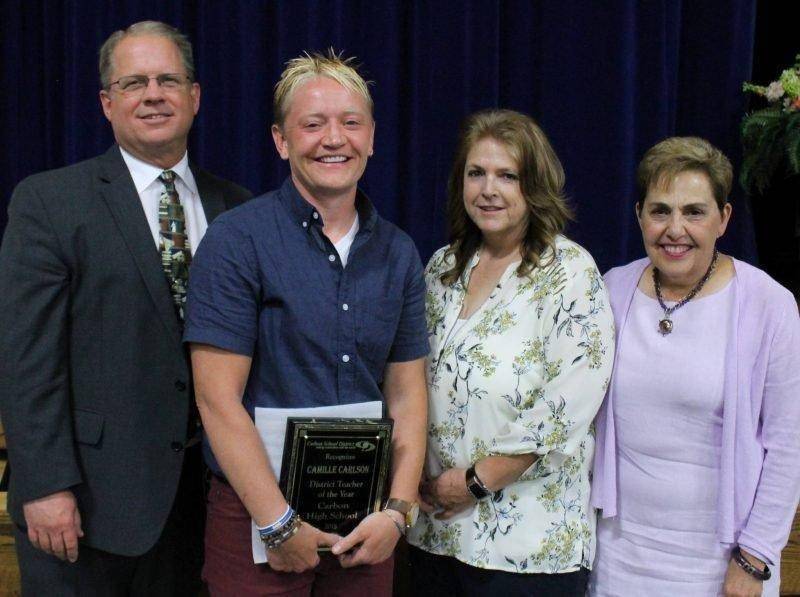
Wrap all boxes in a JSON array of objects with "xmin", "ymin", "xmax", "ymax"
[{"xmin": 183, "ymin": 178, "xmax": 429, "ymax": 473}]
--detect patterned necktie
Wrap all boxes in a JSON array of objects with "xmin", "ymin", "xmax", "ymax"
[{"xmin": 158, "ymin": 170, "xmax": 191, "ymax": 320}]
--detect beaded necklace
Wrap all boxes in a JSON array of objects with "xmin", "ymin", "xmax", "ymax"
[{"xmin": 652, "ymin": 248, "xmax": 719, "ymax": 335}]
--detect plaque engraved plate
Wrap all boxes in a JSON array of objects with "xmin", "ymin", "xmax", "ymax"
[{"xmin": 279, "ymin": 418, "xmax": 393, "ymax": 536}]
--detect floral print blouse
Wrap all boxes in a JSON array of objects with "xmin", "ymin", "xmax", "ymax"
[{"xmin": 406, "ymin": 236, "xmax": 615, "ymax": 573}]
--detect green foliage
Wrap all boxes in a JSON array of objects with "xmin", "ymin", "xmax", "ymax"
[
  {"xmin": 742, "ymin": 82, "xmax": 766, "ymax": 95},
  {"xmin": 740, "ymin": 108, "xmax": 800, "ymax": 195},
  {"xmin": 781, "ymin": 69, "xmax": 800, "ymax": 99}
]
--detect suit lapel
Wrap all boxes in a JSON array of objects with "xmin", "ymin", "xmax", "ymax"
[
  {"xmin": 192, "ymin": 165, "xmax": 226, "ymax": 223},
  {"xmin": 97, "ymin": 146, "xmax": 183, "ymax": 346}
]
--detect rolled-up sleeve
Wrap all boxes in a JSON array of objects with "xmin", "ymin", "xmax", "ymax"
[
  {"xmin": 492, "ymin": 263, "xmax": 615, "ymax": 477},
  {"xmin": 183, "ymin": 218, "xmax": 261, "ymax": 356}
]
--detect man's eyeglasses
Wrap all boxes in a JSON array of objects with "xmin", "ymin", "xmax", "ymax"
[{"xmin": 107, "ymin": 73, "xmax": 192, "ymax": 95}]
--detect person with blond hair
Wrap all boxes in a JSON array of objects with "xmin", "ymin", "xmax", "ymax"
[
  {"xmin": 184, "ymin": 50, "xmax": 428, "ymax": 595},
  {"xmin": 589, "ymin": 137, "xmax": 800, "ymax": 596},
  {"xmin": 406, "ymin": 109, "xmax": 614, "ymax": 596}
]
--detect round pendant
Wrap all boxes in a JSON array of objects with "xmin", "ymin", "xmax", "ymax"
[{"xmin": 658, "ymin": 318, "xmax": 673, "ymax": 335}]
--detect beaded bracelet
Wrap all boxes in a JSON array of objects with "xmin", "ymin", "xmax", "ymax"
[
  {"xmin": 260, "ymin": 511, "xmax": 302, "ymax": 550},
  {"xmin": 256, "ymin": 504, "xmax": 293, "ymax": 536},
  {"xmin": 731, "ymin": 546, "xmax": 771, "ymax": 581}
]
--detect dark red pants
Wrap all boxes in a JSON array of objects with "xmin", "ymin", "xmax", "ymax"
[{"xmin": 203, "ymin": 476, "xmax": 394, "ymax": 597}]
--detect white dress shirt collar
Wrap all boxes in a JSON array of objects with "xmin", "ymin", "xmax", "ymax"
[
  {"xmin": 117, "ymin": 146, "xmax": 208, "ymax": 253},
  {"xmin": 118, "ymin": 146, "xmax": 198, "ymax": 196}
]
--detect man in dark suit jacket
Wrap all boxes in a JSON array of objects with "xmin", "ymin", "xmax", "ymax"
[{"xmin": 0, "ymin": 21, "xmax": 250, "ymax": 595}]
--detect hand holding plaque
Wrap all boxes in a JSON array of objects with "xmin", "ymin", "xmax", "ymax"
[
  {"xmin": 331, "ymin": 508, "xmax": 404, "ymax": 567},
  {"xmin": 278, "ymin": 418, "xmax": 393, "ymax": 539},
  {"xmin": 264, "ymin": 521, "xmax": 341, "ymax": 572}
]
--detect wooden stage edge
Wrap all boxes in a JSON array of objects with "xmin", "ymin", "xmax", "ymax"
[
  {"xmin": 784, "ymin": 505, "xmax": 800, "ymax": 596},
  {"xmin": 0, "ymin": 458, "xmax": 21, "ymax": 597}
]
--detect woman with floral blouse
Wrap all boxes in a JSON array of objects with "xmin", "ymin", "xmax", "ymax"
[{"xmin": 405, "ymin": 109, "xmax": 614, "ymax": 596}]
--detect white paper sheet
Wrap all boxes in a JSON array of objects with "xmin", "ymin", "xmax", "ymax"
[{"xmin": 250, "ymin": 401, "xmax": 383, "ymax": 563}]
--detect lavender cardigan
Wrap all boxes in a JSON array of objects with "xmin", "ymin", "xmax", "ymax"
[{"xmin": 591, "ymin": 257, "xmax": 800, "ymax": 566}]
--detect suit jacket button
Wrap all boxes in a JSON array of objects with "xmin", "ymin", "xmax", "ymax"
[
  {"xmin": 175, "ymin": 380, "xmax": 187, "ymax": 391},
  {"xmin": 171, "ymin": 441, "xmax": 184, "ymax": 452}
]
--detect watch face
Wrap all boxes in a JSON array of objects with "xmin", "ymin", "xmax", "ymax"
[
  {"xmin": 467, "ymin": 479, "xmax": 489, "ymax": 500},
  {"xmin": 407, "ymin": 502, "xmax": 420, "ymax": 527}
]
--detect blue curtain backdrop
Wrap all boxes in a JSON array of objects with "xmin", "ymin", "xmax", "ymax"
[{"xmin": 0, "ymin": 0, "xmax": 757, "ymax": 272}]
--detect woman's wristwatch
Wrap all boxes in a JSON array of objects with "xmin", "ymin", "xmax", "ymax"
[
  {"xmin": 465, "ymin": 464, "xmax": 493, "ymax": 500},
  {"xmin": 731, "ymin": 546, "xmax": 771, "ymax": 581}
]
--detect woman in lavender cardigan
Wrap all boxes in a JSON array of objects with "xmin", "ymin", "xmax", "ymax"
[{"xmin": 589, "ymin": 137, "xmax": 800, "ymax": 597}]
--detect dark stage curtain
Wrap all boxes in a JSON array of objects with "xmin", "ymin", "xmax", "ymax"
[{"xmin": 0, "ymin": 0, "xmax": 757, "ymax": 271}]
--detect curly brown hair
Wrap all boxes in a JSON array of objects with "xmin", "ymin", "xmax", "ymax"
[{"xmin": 440, "ymin": 109, "xmax": 573, "ymax": 285}]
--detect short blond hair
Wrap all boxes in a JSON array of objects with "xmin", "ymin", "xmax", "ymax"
[
  {"xmin": 273, "ymin": 49, "xmax": 373, "ymax": 127},
  {"xmin": 637, "ymin": 137, "xmax": 732, "ymax": 212}
]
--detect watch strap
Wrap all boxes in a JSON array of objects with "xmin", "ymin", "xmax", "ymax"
[
  {"xmin": 380, "ymin": 510, "xmax": 405, "ymax": 536},
  {"xmin": 384, "ymin": 498, "xmax": 413, "ymax": 514},
  {"xmin": 384, "ymin": 498, "xmax": 419, "ymax": 530},
  {"xmin": 731, "ymin": 546, "xmax": 771, "ymax": 581},
  {"xmin": 466, "ymin": 464, "xmax": 492, "ymax": 500}
]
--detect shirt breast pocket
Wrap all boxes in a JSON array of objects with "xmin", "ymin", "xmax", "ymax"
[{"xmin": 357, "ymin": 297, "xmax": 402, "ymax": 372}]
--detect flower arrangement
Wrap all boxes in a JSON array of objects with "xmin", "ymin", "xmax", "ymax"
[{"xmin": 740, "ymin": 54, "xmax": 800, "ymax": 194}]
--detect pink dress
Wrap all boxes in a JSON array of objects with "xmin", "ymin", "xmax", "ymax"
[{"xmin": 589, "ymin": 283, "xmax": 781, "ymax": 596}]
